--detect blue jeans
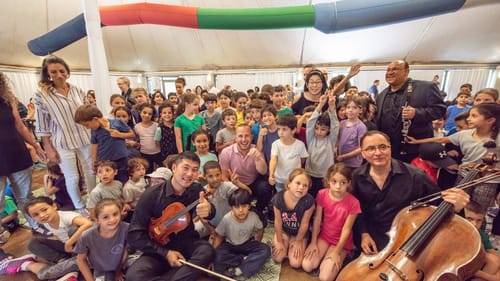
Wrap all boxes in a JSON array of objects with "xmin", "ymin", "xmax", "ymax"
[
  {"xmin": 214, "ymin": 239, "xmax": 270, "ymax": 278},
  {"xmin": 58, "ymin": 144, "xmax": 95, "ymax": 209},
  {"xmin": 0, "ymin": 166, "xmax": 38, "ymax": 228}
]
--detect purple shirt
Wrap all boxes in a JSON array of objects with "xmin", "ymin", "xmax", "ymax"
[
  {"xmin": 339, "ymin": 119, "xmax": 367, "ymax": 168},
  {"xmin": 219, "ymin": 144, "xmax": 264, "ymax": 185}
]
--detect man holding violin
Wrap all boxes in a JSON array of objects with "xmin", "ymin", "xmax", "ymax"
[
  {"xmin": 352, "ymin": 130, "xmax": 470, "ymax": 256},
  {"xmin": 126, "ymin": 151, "xmax": 215, "ymax": 281}
]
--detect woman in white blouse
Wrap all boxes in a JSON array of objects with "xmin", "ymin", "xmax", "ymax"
[{"xmin": 35, "ymin": 56, "xmax": 95, "ymax": 213}]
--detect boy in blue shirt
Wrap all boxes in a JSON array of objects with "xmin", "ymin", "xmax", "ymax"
[{"xmin": 74, "ymin": 105, "xmax": 134, "ymax": 183}]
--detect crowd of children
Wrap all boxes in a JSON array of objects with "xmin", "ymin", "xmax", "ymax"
[{"xmin": 1, "ymin": 70, "xmax": 499, "ymax": 281}]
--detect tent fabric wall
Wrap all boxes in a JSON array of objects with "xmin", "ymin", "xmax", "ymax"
[{"xmin": 1, "ymin": 67, "xmax": 495, "ymax": 109}]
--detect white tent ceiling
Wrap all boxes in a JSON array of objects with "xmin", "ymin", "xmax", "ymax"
[{"xmin": 1, "ymin": 0, "xmax": 499, "ymax": 72}]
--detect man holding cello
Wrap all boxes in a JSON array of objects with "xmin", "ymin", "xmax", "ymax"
[
  {"xmin": 126, "ymin": 151, "xmax": 215, "ymax": 281},
  {"xmin": 351, "ymin": 130, "xmax": 471, "ymax": 255}
]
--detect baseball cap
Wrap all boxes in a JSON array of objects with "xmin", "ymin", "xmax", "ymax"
[
  {"xmin": 418, "ymin": 142, "xmax": 456, "ymax": 168},
  {"xmin": 146, "ymin": 167, "xmax": 172, "ymax": 181}
]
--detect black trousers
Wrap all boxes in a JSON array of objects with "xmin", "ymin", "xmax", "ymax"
[{"xmin": 125, "ymin": 239, "xmax": 215, "ymax": 281}]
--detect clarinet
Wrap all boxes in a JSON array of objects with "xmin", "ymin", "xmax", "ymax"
[{"xmin": 400, "ymin": 81, "xmax": 413, "ymax": 155}]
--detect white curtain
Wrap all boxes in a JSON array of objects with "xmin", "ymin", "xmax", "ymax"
[
  {"xmin": 216, "ymin": 71, "xmax": 295, "ymax": 92},
  {"xmin": 2, "ymin": 71, "xmax": 39, "ymax": 104},
  {"xmin": 2, "ymin": 69, "xmax": 142, "ymax": 109},
  {"xmin": 444, "ymin": 68, "xmax": 491, "ymax": 100}
]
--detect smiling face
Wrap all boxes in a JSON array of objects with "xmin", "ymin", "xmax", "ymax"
[
  {"xmin": 160, "ymin": 106, "xmax": 174, "ymax": 123},
  {"xmin": 153, "ymin": 93, "xmax": 165, "ymax": 105},
  {"xmin": 140, "ymin": 106, "xmax": 154, "ymax": 122},
  {"xmin": 261, "ymin": 111, "xmax": 277, "ymax": 127},
  {"xmin": 171, "ymin": 159, "xmax": 200, "ymax": 193},
  {"xmin": 193, "ymin": 133, "xmax": 210, "ymax": 154},
  {"xmin": 235, "ymin": 125, "xmax": 253, "ymax": 153},
  {"xmin": 96, "ymin": 204, "xmax": 122, "ymax": 233},
  {"xmin": 385, "ymin": 60, "xmax": 409, "ymax": 90},
  {"xmin": 306, "ymin": 74, "xmax": 323, "ymax": 96},
  {"xmin": 27, "ymin": 202, "xmax": 59, "ymax": 226},
  {"xmin": 466, "ymin": 108, "xmax": 491, "ymax": 129},
  {"xmin": 235, "ymin": 97, "xmax": 248, "ymax": 112}
]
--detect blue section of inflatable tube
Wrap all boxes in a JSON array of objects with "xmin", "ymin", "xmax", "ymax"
[
  {"xmin": 314, "ymin": 0, "xmax": 466, "ymax": 34},
  {"xmin": 27, "ymin": 14, "xmax": 89, "ymax": 56}
]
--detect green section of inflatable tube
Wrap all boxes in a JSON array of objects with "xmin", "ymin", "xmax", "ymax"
[{"xmin": 197, "ymin": 6, "xmax": 314, "ymax": 30}]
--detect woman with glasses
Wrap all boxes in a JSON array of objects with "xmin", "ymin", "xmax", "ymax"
[{"xmin": 292, "ymin": 64, "xmax": 361, "ymax": 118}]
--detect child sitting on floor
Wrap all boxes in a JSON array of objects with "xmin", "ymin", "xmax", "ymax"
[
  {"xmin": 213, "ymin": 189, "xmax": 270, "ymax": 280},
  {"xmin": 25, "ymin": 196, "xmax": 93, "ymax": 262},
  {"xmin": 86, "ymin": 161, "xmax": 128, "ymax": 221},
  {"xmin": 75, "ymin": 199, "xmax": 129, "ymax": 281},
  {"xmin": 44, "ymin": 161, "xmax": 75, "ymax": 211}
]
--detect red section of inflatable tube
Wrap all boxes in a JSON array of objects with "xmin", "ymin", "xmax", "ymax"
[{"xmin": 100, "ymin": 3, "xmax": 199, "ymax": 28}]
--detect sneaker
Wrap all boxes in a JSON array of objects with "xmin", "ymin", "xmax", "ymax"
[
  {"xmin": 0, "ymin": 254, "xmax": 35, "ymax": 275},
  {"xmin": 55, "ymin": 271, "xmax": 78, "ymax": 281},
  {"xmin": 32, "ymin": 226, "xmax": 53, "ymax": 236}
]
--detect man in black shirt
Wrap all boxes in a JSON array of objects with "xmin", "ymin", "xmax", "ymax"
[
  {"xmin": 117, "ymin": 76, "xmax": 136, "ymax": 109},
  {"xmin": 126, "ymin": 151, "xmax": 215, "ymax": 281},
  {"xmin": 376, "ymin": 60, "xmax": 446, "ymax": 163},
  {"xmin": 352, "ymin": 130, "xmax": 470, "ymax": 255}
]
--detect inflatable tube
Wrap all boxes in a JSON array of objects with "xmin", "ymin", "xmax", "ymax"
[{"xmin": 27, "ymin": 0, "xmax": 467, "ymax": 56}]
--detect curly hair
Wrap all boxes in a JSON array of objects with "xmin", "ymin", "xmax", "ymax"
[{"xmin": 0, "ymin": 72, "xmax": 15, "ymax": 106}]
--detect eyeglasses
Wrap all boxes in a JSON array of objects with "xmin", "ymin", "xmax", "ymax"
[
  {"xmin": 308, "ymin": 80, "xmax": 322, "ymax": 85},
  {"xmin": 362, "ymin": 144, "xmax": 391, "ymax": 154}
]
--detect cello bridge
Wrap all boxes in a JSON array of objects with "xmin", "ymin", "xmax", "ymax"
[{"xmin": 384, "ymin": 258, "xmax": 408, "ymax": 281}]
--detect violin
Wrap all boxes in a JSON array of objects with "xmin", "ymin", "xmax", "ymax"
[
  {"xmin": 149, "ymin": 199, "xmax": 199, "ymax": 245},
  {"xmin": 148, "ymin": 197, "xmax": 238, "ymax": 281},
  {"xmin": 337, "ymin": 161, "xmax": 500, "ymax": 281}
]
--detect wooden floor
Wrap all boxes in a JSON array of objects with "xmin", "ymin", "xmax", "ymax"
[{"xmin": 0, "ymin": 167, "xmax": 317, "ymax": 281}]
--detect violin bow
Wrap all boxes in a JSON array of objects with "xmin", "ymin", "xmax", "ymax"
[
  {"xmin": 179, "ymin": 259, "xmax": 237, "ymax": 281},
  {"xmin": 409, "ymin": 167, "xmax": 500, "ymax": 210}
]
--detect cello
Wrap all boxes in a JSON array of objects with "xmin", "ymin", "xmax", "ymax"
[{"xmin": 337, "ymin": 163, "xmax": 500, "ymax": 281}]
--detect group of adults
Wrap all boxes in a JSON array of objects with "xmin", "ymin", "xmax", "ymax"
[{"xmin": 0, "ymin": 56, "xmax": 473, "ymax": 280}]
